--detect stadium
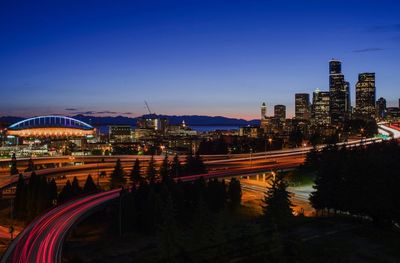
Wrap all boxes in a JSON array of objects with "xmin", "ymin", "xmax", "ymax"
[{"xmin": 6, "ymin": 116, "xmax": 95, "ymax": 138}]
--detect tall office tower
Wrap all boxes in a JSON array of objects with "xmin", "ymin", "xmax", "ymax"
[
  {"xmin": 312, "ymin": 89, "xmax": 330, "ymax": 126},
  {"xmin": 261, "ymin": 102, "xmax": 267, "ymax": 119},
  {"xmin": 274, "ymin": 105, "xmax": 286, "ymax": 123},
  {"xmin": 376, "ymin": 97, "xmax": 387, "ymax": 119},
  {"xmin": 329, "ymin": 59, "xmax": 350, "ymax": 125},
  {"xmin": 355, "ymin": 73, "xmax": 376, "ymax": 119},
  {"xmin": 295, "ymin": 93, "xmax": 310, "ymax": 121}
]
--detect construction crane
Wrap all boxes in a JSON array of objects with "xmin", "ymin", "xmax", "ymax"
[{"xmin": 144, "ymin": 101, "xmax": 156, "ymax": 116}]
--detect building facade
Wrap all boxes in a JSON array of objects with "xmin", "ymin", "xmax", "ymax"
[
  {"xmin": 329, "ymin": 60, "xmax": 350, "ymax": 125},
  {"xmin": 312, "ymin": 90, "xmax": 330, "ymax": 126},
  {"xmin": 295, "ymin": 93, "xmax": 310, "ymax": 121},
  {"xmin": 274, "ymin": 105, "xmax": 286, "ymax": 123},
  {"xmin": 376, "ymin": 97, "xmax": 386, "ymax": 119},
  {"xmin": 355, "ymin": 73, "xmax": 376, "ymax": 119}
]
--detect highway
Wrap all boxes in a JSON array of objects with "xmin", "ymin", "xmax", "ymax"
[
  {"xmin": 0, "ymin": 136, "xmax": 386, "ymax": 262},
  {"xmin": 1, "ymin": 189, "xmax": 121, "ymax": 263},
  {"xmin": 378, "ymin": 122, "xmax": 400, "ymax": 139}
]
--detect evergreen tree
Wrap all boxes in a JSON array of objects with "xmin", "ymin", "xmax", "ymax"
[
  {"xmin": 71, "ymin": 176, "xmax": 82, "ymax": 196},
  {"xmin": 14, "ymin": 174, "xmax": 26, "ymax": 219},
  {"xmin": 26, "ymin": 172, "xmax": 39, "ymax": 219},
  {"xmin": 58, "ymin": 180, "xmax": 73, "ymax": 203},
  {"xmin": 158, "ymin": 192, "xmax": 182, "ymax": 261},
  {"xmin": 25, "ymin": 158, "xmax": 35, "ymax": 172},
  {"xmin": 83, "ymin": 174, "xmax": 98, "ymax": 194},
  {"xmin": 184, "ymin": 154, "xmax": 195, "ymax": 176},
  {"xmin": 159, "ymin": 155, "xmax": 170, "ymax": 183},
  {"xmin": 47, "ymin": 178, "xmax": 58, "ymax": 206},
  {"xmin": 193, "ymin": 152, "xmax": 207, "ymax": 175},
  {"xmin": 130, "ymin": 158, "xmax": 142, "ymax": 184},
  {"xmin": 146, "ymin": 156, "xmax": 157, "ymax": 182},
  {"xmin": 263, "ymin": 173, "xmax": 293, "ymax": 227},
  {"xmin": 10, "ymin": 153, "xmax": 19, "ymax": 175},
  {"xmin": 228, "ymin": 178, "xmax": 242, "ymax": 210},
  {"xmin": 170, "ymin": 154, "xmax": 182, "ymax": 178},
  {"xmin": 110, "ymin": 159, "xmax": 126, "ymax": 188}
]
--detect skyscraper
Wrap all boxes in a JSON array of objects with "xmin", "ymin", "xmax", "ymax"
[
  {"xmin": 355, "ymin": 73, "xmax": 376, "ymax": 119},
  {"xmin": 312, "ymin": 89, "xmax": 330, "ymax": 126},
  {"xmin": 376, "ymin": 97, "xmax": 386, "ymax": 119},
  {"xmin": 329, "ymin": 59, "xmax": 350, "ymax": 125},
  {"xmin": 261, "ymin": 102, "xmax": 267, "ymax": 119},
  {"xmin": 274, "ymin": 105, "xmax": 286, "ymax": 123},
  {"xmin": 295, "ymin": 93, "xmax": 310, "ymax": 121}
]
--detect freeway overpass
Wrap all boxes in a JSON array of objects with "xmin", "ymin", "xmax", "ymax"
[{"xmin": 0, "ymin": 137, "xmax": 386, "ymax": 262}]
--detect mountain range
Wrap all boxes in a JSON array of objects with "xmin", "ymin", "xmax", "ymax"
[{"xmin": 0, "ymin": 114, "xmax": 260, "ymax": 127}]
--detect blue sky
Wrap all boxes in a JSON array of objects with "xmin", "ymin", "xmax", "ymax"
[{"xmin": 1, "ymin": 0, "xmax": 399, "ymax": 119}]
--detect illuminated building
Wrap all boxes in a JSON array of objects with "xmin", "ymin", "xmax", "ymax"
[
  {"xmin": 274, "ymin": 105, "xmax": 286, "ymax": 123},
  {"xmin": 295, "ymin": 93, "xmax": 310, "ymax": 121},
  {"xmin": 376, "ymin": 97, "xmax": 386, "ymax": 119},
  {"xmin": 312, "ymin": 89, "xmax": 330, "ymax": 126},
  {"xmin": 109, "ymin": 125, "xmax": 132, "ymax": 143},
  {"xmin": 7, "ymin": 116, "xmax": 95, "ymax": 138},
  {"xmin": 355, "ymin": 73, "xmax": 376, "ymax": 119},
  {"xmin": 329, "ymin": 59, "xmax": 350, "ymax": 125}
]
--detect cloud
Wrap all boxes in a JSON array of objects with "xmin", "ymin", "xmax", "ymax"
[
  {"xmin": 352, "ymin": 48, "xmax": 385, "ymax": 53},
  {"xmin": 367, "ymin": 24, "xmax": 400, "ymax": 33},
  {"xmin": 65, "ymin": 108, "xmax": 78, "ymax": 111},
  {"xmin": 70, "ymin": 110, "xmax": 134, "ymax": 116}
]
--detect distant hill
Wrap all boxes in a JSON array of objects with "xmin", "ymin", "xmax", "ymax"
[{"xmin": 0, "ymin": 115, "xmax": 260, "ymax": 127}]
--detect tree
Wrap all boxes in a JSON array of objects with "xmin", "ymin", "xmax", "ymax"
[
  {"xmin": 228, "ymin": 178, "xmax": 242, "ymax": 210},
  {"xmin": 58, "ymin": 180, "xmax": 73, "ymax": 203},
  {"xmin": 146, "ymin": 156, "xmax": 157, "ymax": 182},
  {"xmin": 184, "ymin": 154, "xmax": 195, "ymax": 175},
  {"xmin": 14, "ymin": 174, "xmax": 26, "ymax": 219},
  {"xmin": 110, "ymin": 159, "xmax": 126, "ymax": 188},
  {"xmin": 158, "ymin": 192, "xmax": 182, "ymax": 261},
  {"xmin": 47, "ymin": 178, "xmax": 58, "ymax": 206},
  {"xmin": 83, "ymin": 174, "xmax": 97, "ymax": 194},
  {"xmin": 10, "ymin": 153, "xmax": 19, "ymax": 175},
  {"xmin": 159, "ymin": 155, "xmax": 170, "ymax": 183},
  {"xmin": 170, "ymin": 154, "xmax": 182, "ymax": 178},
  {"xmin": 25, "ymin": 158, "xmax": 35, "ymax": 172},
  {"xmin": 263, "ymin": 173, "xmax": 293, "ymax": 227},
  {"xmin": 130, "ymin": 158, "xmax": 142, "ymax": 184},
  {"xmin": 71, "ymin": 176, "xmax": 82, "ymax": 196}
]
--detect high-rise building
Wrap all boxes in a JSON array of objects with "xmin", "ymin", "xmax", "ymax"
[
  {"xmin": 329, "ymin": 59, "xmax": 350, "ymax": 125},
  {"xmin": 355, "ymin": 73, "xmax": 376, "ymax": 119},
  {"xmin": 261, "ymin": 102, "xmax": 267, "ymax": 119},
  {"xmin": 274, "ymin": 105, "xmax": 286, "ymax": 123},
  {"xmin": 376, "ymin": 97, "xmax": 387, "ymax": 119},
  {"xmin": 312, "ymin": 89, "xmax": 330, "ymax": 126},
  {"xmin": 295, "ymin": 93, "xmax": 310, "ymax": 121}
]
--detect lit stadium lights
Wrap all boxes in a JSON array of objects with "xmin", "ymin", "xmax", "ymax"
[{"xmin": 7, "ymin": 116, "xmax": 95, "ymax": 138}]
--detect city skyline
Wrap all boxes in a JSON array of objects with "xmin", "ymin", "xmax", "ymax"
[{"xmin": 1, "ymin": 0, "xmax": 400, "ymax": 119}]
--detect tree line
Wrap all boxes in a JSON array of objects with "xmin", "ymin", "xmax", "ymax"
[
  {"xmin": 308, "ymin": 140, "xmax": 400, "ymax": 226},
  {"xmin": 14, "ymin": 173, "xmax": 98, "ymax": 220},
  {"xmin": 109, "ymin": 153, "xmax": 207, "ymax": 188}
]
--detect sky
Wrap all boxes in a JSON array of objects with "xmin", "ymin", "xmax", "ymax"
[{"xmin": 0, "ymin": 0, "xmax": 400, "ymax": 119}]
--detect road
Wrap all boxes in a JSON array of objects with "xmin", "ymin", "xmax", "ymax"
[
  {"xmin": 0, "ymin": 137, "xmax": 384, "ymax": 262},
  {"xmin": 378, "ymin": 123, "xmax": 400, "ymax": 139},
  {"xmin": 0, "ymin": 189, "xmax": 121, "ymax": 263},
  {"xmin": 0, "ymin": 156, "xmax": 306, "ymax": 263},
  {"xmin": 240, "ymin": 179, "xmax": 314, "ymax": 216}
]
